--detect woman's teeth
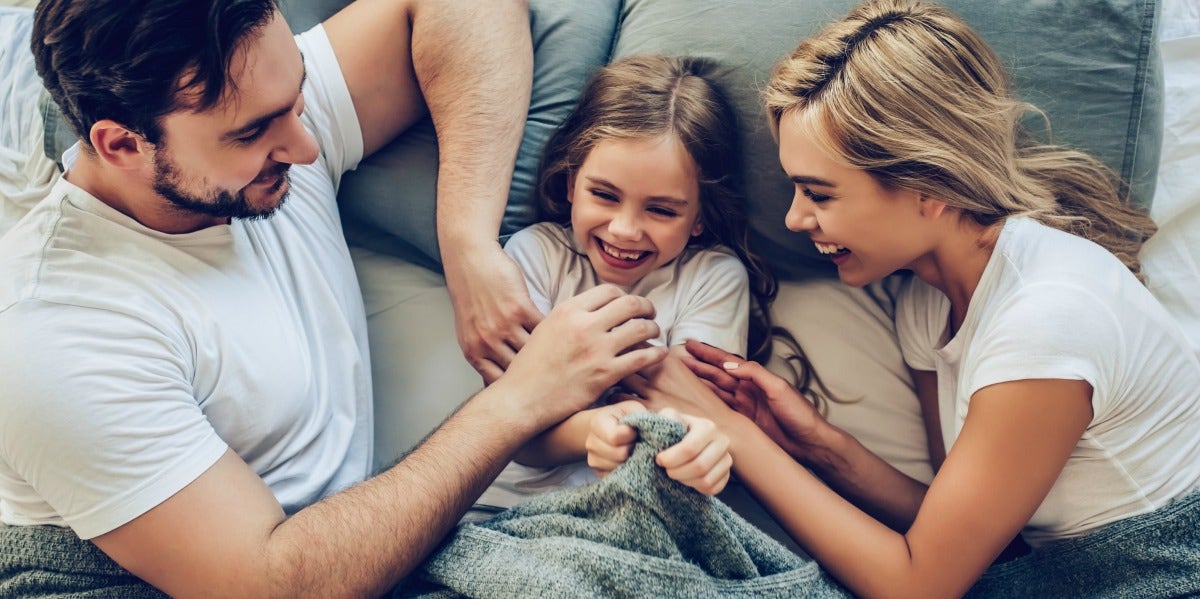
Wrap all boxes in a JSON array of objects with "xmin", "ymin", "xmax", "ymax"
[{"xmin": 814, "ymin": 241, "xmax": 848, "ymax": 255}]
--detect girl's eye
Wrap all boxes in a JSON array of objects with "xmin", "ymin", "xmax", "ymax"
[
  {"xmin": 590, "ymin": 189, "xmax": 618, "ymax": 202},
  {"xmin": 803, "ymin": 188, "xmax": 832, "ymax": 203},
  {"xmin": 648, "ymin": 207, "xmax": 679, "ymax": 217}
]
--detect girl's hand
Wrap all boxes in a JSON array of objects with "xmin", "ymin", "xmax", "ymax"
[
  {"xmin": 654, "ymin": 408, "xmax": 732, "ymax": 496},
  {"xmin": 585, "ymin": 400, "xmax": 648, "ymax": 477},
  {"xmin": 584, "ymin": 401, "xmax": 732, "ymax": 496},
  {"xmin": 683, "ymin": 339, "xmax": 830, "ymax": 465}
]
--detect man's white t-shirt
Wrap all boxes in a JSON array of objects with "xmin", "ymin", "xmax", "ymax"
[
  {"xmin": 474, "ymin": 221, "xmax": 750, "ymax": 511},
  {"xmin": 896, "ymin": 216, "xmax": 1200, "ymax": 545},
  {"xmin": 0, "ymin": 26, "xmax": 372, "ymax": 540}
]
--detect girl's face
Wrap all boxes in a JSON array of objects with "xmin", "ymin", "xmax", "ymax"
[
  {"xmin": 777, "ymin": 115, "xmax": 933, "ymax": 287},
  {"xmin": 568, "ymin": 135, "xmax": 703, "ymax": 287}
]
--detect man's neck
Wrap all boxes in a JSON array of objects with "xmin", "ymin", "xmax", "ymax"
[{"xmin": 65, "ymin": 153, "xmax": 225, "ymax": 234}]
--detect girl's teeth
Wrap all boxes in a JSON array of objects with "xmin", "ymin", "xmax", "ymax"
[{"xmin": 601, "ymin": 240, "xmax": 645, "ymax": 260}]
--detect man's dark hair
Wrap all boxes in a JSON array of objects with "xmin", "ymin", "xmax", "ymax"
[{"xmin": 32, "ymin": 0, "xmax": 278, "ymax": 148}]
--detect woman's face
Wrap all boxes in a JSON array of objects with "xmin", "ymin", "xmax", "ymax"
[{"xmin": 776, "ymin": 114, "xmax": 933, "ymax": 287}]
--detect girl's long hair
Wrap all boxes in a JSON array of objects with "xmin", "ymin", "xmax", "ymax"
[{"xmin": 539, "ymin": 55, "xmax": 843, "ymax": 412}]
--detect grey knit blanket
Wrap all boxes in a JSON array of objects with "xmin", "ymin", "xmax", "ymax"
[
  {"xmin": 400, "ymin": 411, "xmax": 1200, "ymax": 598},
  {"xmin": 397, "ymin": 412, "xmax": 850, "ymax": 598},
  {"xmin": 3, "ymin": 410, "xmax": 1196, "ymax": 597},
  {"xmin": 0, "ymin": 524, "xmax": 166, "ymax": 598}
]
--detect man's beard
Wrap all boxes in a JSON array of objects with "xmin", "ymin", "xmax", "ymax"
[{"xmin": 153, "ymin": 153, "xmax": 291, "ymax": 221}]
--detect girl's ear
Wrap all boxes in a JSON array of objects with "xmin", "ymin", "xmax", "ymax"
[
  {"xmin": 691, "ymin": 218, "xmax": 704, "ymax": 237},
  {"xmin": 566, "ymin": 171, "xmax": 577, "ymax": 204}
]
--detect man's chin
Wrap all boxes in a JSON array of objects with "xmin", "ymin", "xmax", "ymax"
[{"xmin": 238, "ymin": 178, "xmax": 291, "ymax": 220}]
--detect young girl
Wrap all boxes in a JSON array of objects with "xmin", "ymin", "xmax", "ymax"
[
  {"xmin": 610, "ymin": 1, "xmax": 1200, "ymax": 596},
  {"xmin": 474, "ymin": 54, "xmax": 799, "ymax": 513}
]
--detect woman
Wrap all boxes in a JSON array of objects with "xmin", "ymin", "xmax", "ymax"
[{"xmin": 603, "ymin": 1, "xmax": 1200, "ymax": 596}]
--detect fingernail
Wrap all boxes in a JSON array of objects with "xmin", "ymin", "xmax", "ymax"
[{"xmin": 723, "ymin": 361, "xmax": 739, "ymax": 370}]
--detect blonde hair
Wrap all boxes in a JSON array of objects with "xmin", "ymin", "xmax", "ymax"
[{"xmin": 764, "ymin": 0, "xmax": 1156, "ymax": 275}]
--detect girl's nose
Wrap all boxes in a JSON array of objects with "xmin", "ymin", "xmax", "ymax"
[{"xmin": 608, "ymin": 209, "xmax": 643, "ymax": 241}]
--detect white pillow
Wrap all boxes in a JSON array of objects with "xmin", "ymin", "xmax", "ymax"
[{"xmin": 0, "ymin": 7, "xmax": 60, "ymax": 236}]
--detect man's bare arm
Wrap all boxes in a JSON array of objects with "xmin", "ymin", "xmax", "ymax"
[
  {"xmin": 325, "ymin": 0, "xmax": 541, "ymax": 382},
  {"xmin": 91, "ymin": 286, "xmax": 668, "ymax": 598}
]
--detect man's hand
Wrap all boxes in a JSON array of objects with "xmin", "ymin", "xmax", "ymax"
[
  {"xmin": 443, "ymin": 242, "xmax": 542, "ymax": 384},
  {"xmin": 495, "ymin": 285, "xmax": 667, "ymax": 426}
]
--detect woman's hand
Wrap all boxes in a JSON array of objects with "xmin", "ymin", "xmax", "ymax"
[
  {"xmin": 585, "ymin": 400, "xmax": 733, "ymax": 496},
  {"xmin": 682, "ymin": 339, "xmax": 830, "ymax": 466}
]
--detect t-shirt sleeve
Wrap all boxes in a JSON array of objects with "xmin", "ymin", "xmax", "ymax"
[
  {"xmin": 895, "ymin": 275, "xmax": 948, "ymax": 372},
  {"xmin": 503, "ymin": 225, "xmax": 555, "ymax": 316},
  {"xmin": 294, "ymin": 25, "xmax": 364, "ymax": 186},
  {"xmin": 668, "ymin": 250, "xmax": 750, "ymax": 356},
  {"xmin": 0, "ymin": 301, "xmax": 227, "ymax": 539},
  {"xmin": 967, "ymin": 282, "xmax": 1118, "ymax": 409}
]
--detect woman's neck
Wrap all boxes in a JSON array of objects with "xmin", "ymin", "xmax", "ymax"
[{"xmin": 910, "ymin": 220, "xmax": 1001, "ymax": 334}]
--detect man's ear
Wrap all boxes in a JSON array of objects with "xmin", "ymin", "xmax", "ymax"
[
  {"xmin": 918, "ymin": 194, "xmax": 948, "ymax": 220},
  {"xmin": 88, "ymin": 120, "xmax": 153, "ymax": 170}
]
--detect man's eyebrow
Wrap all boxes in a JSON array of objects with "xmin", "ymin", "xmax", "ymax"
[
  {"xmin": 220, "ymin": 60, "xmax": 307, "ymax": 142},
  {"xmin": 790, "ymin": 175, "xmax": 837, "ymax": 188}
]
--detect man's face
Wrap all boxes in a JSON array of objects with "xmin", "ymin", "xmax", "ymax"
[{"xmin": 151, "ymin": 10, "xmax": 317, "ymax": 222}]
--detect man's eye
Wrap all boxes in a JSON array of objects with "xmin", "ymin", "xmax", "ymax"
[{"xmin": 236, "ymin": 126, "xmax": 268, "ymax": 145}]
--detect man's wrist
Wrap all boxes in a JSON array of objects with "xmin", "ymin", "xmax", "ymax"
[
  {"xmin": 465, "ymin": 377, "xmax": 556, "ymax": 442},
  {"xmin": 438, "ymin": 233, "xmax": 502, "ymax": 267}
]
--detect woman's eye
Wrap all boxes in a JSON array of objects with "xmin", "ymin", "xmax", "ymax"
[{"xmin": 803, "ymin": 188, "xmax": 832, "ymax": 203}]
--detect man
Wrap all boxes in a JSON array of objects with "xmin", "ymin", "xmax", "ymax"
[{"xmin": 0, "ymin": 1, "xmax": 666, "ymax": 596}]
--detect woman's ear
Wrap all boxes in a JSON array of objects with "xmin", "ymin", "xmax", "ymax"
[
  {"xmin": 89, "ymin": 120, "xmax": 151, "ymax": 170},
  {"xmin": 918, "ymin": 194, "xmax": 948, "ymax": 220}
]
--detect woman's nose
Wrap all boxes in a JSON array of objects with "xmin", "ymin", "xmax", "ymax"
[{"xmin": 785, "ymin": 195, "xmax": 817, "ymax": 232}]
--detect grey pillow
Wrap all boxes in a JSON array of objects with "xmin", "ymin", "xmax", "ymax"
[
  {"xmin": 336, "ymin": 0, "xmax": 622, "ymax": 268},
  {"xmin": 612, "ymin": 0, "xmax": 1162, "ymax": 281}
]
